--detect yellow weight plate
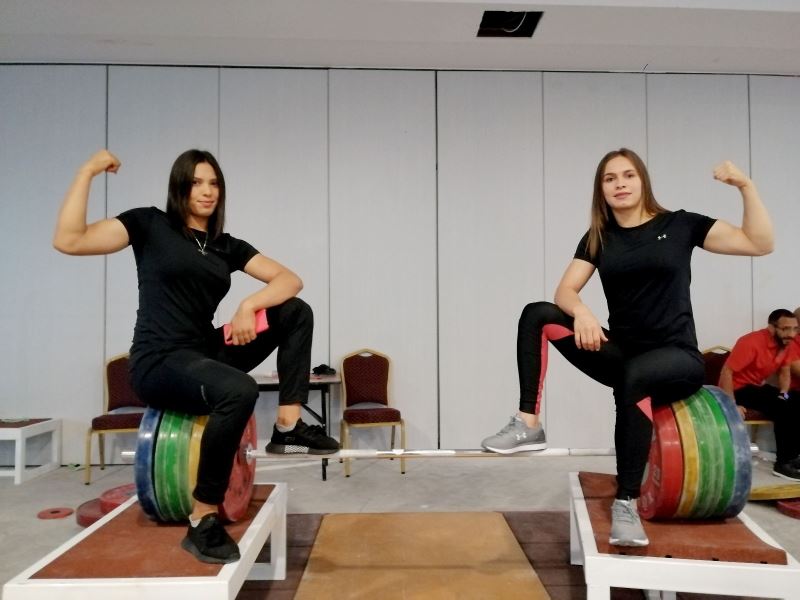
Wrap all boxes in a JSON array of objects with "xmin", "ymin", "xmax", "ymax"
[
  {"xmin": 672, "ymin": 399, "xmax": 700, "ymax": 517},
  {"xmin": 188, "ymin": 415, "xmax": 208, "ymax": 495}
]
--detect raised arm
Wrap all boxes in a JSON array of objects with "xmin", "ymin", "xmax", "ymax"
[
  {"xmin": 53, "ymin": 150, "xmax": 130, "ymax": 255},
  {"xmin": 554, "ymin": 258, "xmax": 607, "ymax": 351},
  {"xmin": 702, "ymin": 161, "xmax": 774, "ymax": 257}
]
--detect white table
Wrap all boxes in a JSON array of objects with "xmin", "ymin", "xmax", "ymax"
[{"xmin": 0, "ymin": 418, "xmax": 61, "ymax": 484}]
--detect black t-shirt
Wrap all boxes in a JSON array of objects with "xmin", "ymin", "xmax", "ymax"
[
  {"xmin": 574, "ymin": 210, "xmax": 716, "ymax": 352},
  {"xmin": 117, "ymin": 207, "xmax": 259, "ymax": 379}
]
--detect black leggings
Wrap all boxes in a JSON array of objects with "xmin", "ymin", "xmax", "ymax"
[
  {"xmin": 734, "ymin": 384, "xmax": 800, "ymax": 464},
  {"xmin": 518, "ymin": 301, "xmax": 704, "ymax": 498},
  {"xmin": 133, "ymin": 297, "xmax": 313, "ymax": 505}
]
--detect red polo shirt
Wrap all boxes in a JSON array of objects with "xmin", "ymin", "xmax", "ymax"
[{"xmin": 725, "ymin": 328, "xmax": 793, "ymax": 390}]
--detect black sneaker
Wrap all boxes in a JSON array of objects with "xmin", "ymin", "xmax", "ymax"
[
  {"xmin": 266, "ymin": 419, "xmax": 339, "ymax": 455},
  {"xmin": 181, "ymin": 513, "xmax": 240, "ymax": 564},
  {"xmin": 773, "ymin": 460, "xmax": 800, "ymax": 481}
]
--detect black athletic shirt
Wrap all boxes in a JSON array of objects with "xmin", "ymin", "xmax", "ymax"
[
  {"xmin": 117, "ymin": 207, "xmax": 259, "ymax": 380},
  {"xmin": 574, "ymin": 210, "xmax": 716, "ymax": 352}
]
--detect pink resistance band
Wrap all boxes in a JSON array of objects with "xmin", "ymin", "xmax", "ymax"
[{"xmin": 537, "ymin": 324, "xmax": 653, "ymax": 421}]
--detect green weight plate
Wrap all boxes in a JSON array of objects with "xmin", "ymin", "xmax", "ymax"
[
  {"xmin": 688, "ymin": 389, "xmax": 724, "ymax": 518},
  {"xmin": 154, "ymin": 410, "xmax": 177, "ymax": 520},
  {"xmin": 154, "ymin": 410, "xmax": 192, "ymax": 521},
  {"xmin": 673, "ymin": 399, "xmax": 701, "ymax": 518},
  {"xmin": 699, "ymin": 387, "xmax": 736, "ymax": 516},
  {"xmin": 171, "ymin": 411, "xmax": 195, "ymax": 519}
]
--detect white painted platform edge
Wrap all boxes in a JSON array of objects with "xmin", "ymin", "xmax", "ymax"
[
  {"xmin": 3, "ymin": 482, "xmax": 288, "ymax": 600},
  {"xmin": 568, "ymin": 472, "xmax": 800, "ymax": 599}
]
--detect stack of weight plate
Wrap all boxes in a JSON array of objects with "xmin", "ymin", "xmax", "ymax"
[
  {"xmin": 640, "ymin": 385, "xmax": 751, "ymax": 520},
  {"xmin": 134, "ymin": 408, "xmax": 257, "ymax": 522}
]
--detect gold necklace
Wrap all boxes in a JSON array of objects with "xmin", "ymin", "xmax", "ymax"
[{"xmin": 191, "ymin": 231, "xmax": 208, "ymax": 256}]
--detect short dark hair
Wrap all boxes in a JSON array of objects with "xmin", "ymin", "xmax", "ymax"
[
  {"xmin": 165, "ymin": 149, "xmax": 226, "ymax": 239},
  {"xmin": 768, "ymin": 308, "xmax": 796, "ymax": 325}
]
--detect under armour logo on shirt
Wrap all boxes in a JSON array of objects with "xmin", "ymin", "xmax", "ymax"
[{"xmin": 657, "ymin": 234, "xmax": 668, "ymax": 240}]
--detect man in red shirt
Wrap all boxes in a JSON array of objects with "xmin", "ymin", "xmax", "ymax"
[{"xmin": 719, "ymin": 308, "xmax": 800, "ymax": 481}]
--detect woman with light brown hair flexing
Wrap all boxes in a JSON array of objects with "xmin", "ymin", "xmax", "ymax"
[{"xmin": 481, "ymin": 148, "xmax": 773, "ymax": 546}]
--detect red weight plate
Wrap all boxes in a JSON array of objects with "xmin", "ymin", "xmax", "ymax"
[
  {"xmin": 777, "ymin": 498, "xmax": 800, "ymax": 520},
  {"xmin": 640, "ymin": 404, "xmax": 684, "ymax": 519},
  {"xmin": 37, "ymin": 507, "xmax": 74, "ymax": 520},
  {"xmin": 75, "ymin": 498, "xmax": 105, "ymax": 528},
  {"xmin": 219, "ymin": 414, "xmax": 257, "ymax": 522},
  {"xmin": 99, "ymin": 483, "xmax": 137, "ymax": 514}
]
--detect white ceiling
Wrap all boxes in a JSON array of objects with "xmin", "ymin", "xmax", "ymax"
[{"xmin": 2, "ymin": 0, "xmax": 800, "ymax": 75}]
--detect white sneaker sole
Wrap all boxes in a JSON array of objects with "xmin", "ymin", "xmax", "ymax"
[
  {"xmin": 482, "ymin": 442, "xmax": 547, "ymax": 454},
  {"xmin": 772, "ymin": 469, "xmax": 800, "ymax": 481}
]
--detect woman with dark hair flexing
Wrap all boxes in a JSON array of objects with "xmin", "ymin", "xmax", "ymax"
[
  {"xmin": 481, "ymin": 148, "xmax": 774, "ymax": 546},
  {"xmin": 54, "ymin": 149, "xmax": 338, "ymax": 564}
]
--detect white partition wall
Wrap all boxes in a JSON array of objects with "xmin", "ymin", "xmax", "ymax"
[
  {"xmin": 219, "ymin": 68, "xmax": 329, "ymax": 371},
  {"xmin": 0, "ymin": 66, "xmax": 107, "ymax": 462},
  {"xmin": 437, "ymin": 71, "xmax": 544, "ymax": 449},
  {"xmin": 646, "ymin": 74, "xmax": 751, "ymax": 349},
  {"xmin": 329, "ymin": 70, "xmax": 437, "ymax": 449},
  {"xmin": 219, "ymin": 69, "xmax": 329, "ymax": 439},
  {"xmin": 6, "ymin": 64, "xmax": 800, "ymax": 464},
  {"xmin": 749, "ymin": 76, "xmax": 800, "ymax": 319},
  {"xmin": 541, "ymin": 73, "xmax": 647, "ymax": 449},
  {"xmin": 105, "ymin": 67, "xmax": 220, "ymax": 359},
  {"xmin": 100, "ymin": 67, "xmax": 219, "ymax": 463}
]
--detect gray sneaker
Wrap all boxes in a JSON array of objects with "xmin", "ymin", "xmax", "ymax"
[
  {"xmin": 609, "ymin": 498, "xmax": 649, "ymax": 547},
  {"xmin": 481, "ymin": 415, "xmax": 547, "ymax": 454}
]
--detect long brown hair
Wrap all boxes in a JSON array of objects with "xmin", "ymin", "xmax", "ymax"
[
  {"xmin": 585, "ymin": 148, "xmax": 667, "ymax": 259},
  {"xmin": 166, "ymin": 149, "xmax": 226, "ymax": 239}
]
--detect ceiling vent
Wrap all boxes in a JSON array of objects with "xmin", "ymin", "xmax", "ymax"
[{"xmin": 477, "ymin": 11, "xmax": 542, "ymax": 38}]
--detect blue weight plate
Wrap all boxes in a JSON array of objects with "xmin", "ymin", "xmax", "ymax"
[
  {"xmin": 134, "ymin": 407, "xmax": 164, "ymax": 521},
  {"xmin": 704, "ymin": 385, "xmax": 752, "ymax": 518}
]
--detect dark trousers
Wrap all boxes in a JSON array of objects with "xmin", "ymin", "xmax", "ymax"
[
  {"xmin": 734, "ymin": 384, "xmax": 800, "ymax": 464},
  {"xmin": 517, "ymin": 301, "xmax": 705, "ymax": 498},
  {"xmin": 133, "ymin": 297, "xmax": 313, "ymax": 505}
]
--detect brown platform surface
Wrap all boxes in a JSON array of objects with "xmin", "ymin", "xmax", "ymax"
[
  {"xmin": 293, "ymin": 512, "xmax": 550, "ymax": 600},
  {"xmin": 31, "ymin": 484, "xmax": 275, "ymax": 579},
  {"xmin": 578, "ymin": 471, "xmax": 787, "ymax": 564}
]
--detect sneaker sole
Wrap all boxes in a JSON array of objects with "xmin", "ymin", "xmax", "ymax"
[
  {"xmin": 609, "ymin": 537, "xmax": 649, "ymax": 547},
  {"xmin": 266, "ymin": 443, "xmax": 339, "ymax": 455},
  {"xmin": 481, "ymin": 442, "xmax": 547, "ymax": 454},
  {"xmin": 772, "ymin": 469, "xmax": 800, "ymax": 481},
  {"xmin": 180, "ymin": 537, "xmax": 240, "ymax": 564}
]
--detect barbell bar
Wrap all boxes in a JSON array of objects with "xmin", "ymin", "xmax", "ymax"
[
  {"xmin": 122, "ymin": 444, "xmax": 757, "ymax": 462},
  {"xmin": 122, "ymin": 447, "xmax": 572, "ymax": 461}
]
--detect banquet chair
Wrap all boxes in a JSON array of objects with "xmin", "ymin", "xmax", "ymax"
[
  {"xmin": 84, "ymin": 353, "xmax": 146, "ymax": 484},
  {"xmin": 340, "ymin": 349, "xmax": 406, "ymax": 477}
]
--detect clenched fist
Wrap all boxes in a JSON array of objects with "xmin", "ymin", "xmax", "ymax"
[{"xmin": 713, "ymin": 161, "xmax": 751, "ymax": 189}]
